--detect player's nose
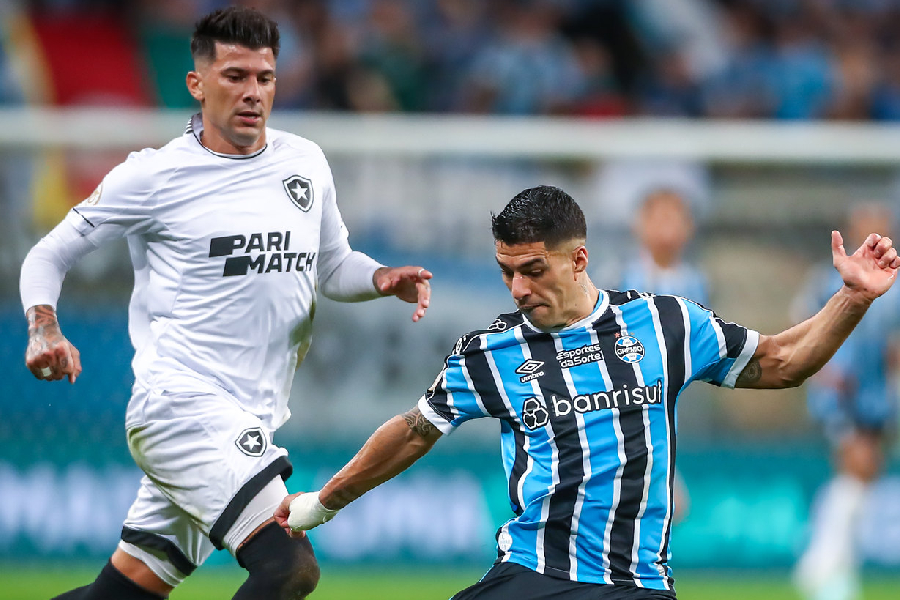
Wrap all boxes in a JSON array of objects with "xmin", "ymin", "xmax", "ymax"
[
  {"xmin": 243, "ymin": 79, "xmax": 262, "ymax": 102},
  {"xmin": 510, "ymin": 274, "xmax": 529, "ymax": 300}
]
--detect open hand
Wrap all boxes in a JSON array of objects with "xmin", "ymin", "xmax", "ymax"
[
  {"xmin": 832, "ymin": 231, "xmax": 900, "ymax": 301},
  {"xmin": 374, "ymin": 266, "xmax": 432, "ymax": 322}
]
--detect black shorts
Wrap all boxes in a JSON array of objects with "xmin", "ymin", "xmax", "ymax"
[{"xmin": 451, "ymin": 563, "xmax": 677, "ymax": 600}]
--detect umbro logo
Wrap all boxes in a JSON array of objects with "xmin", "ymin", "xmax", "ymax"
[
  {"xmin": 236, "ymin": 427, "xmax": 267, "ymax": 457},
  {"xmin": 515, "ymin": 359, "xmax": 545, "ymax": 383},
  {"xmin": 283, "ymin": 175, "xmax": 314, "ymax": 212}
]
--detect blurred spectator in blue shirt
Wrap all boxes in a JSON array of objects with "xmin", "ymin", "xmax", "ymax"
[
  {"xmin": 793, "ymin": 201, "xmax": 900, "ymax": 600},
  {"xmin": 462, "ymin": 0, "xmax": 583, "ymax": 115},
  {"xmin": 618, "ymin": 187, "xmax": 709, "ymax": 306}
]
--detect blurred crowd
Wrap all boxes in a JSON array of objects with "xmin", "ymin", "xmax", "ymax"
[{"xmin": 5, "ymin": 0, "xmax": 900, "ymax": 119}]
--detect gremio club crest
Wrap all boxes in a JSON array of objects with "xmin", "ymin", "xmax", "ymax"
[{"xmin": 615, "ymin": 334, "xmax": 645, "ymax": 363}]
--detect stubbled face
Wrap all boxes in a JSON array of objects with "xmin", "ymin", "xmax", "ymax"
[
  {"xmin": 187, "ymin": 42, "xmax": 276, "ymax": 154},
  {"xmin": 496, "ymin": 240, "xmax": 587, "ymax": 330}
]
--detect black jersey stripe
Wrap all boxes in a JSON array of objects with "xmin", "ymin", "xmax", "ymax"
[
  {"xmin": 596, "ymin": 306, "xmax": 649, "ymax": 583},
  {"xmin": 716, "ymin": 318, "xmax": 749, "ymax": 358},
  {"xmin": 654, "ymin": 296, "xmax": 686, "ymax": 589},
  {"xmin": 464, "ymin": 334, "xmax": 514, "ymax": 419},
  {"xmin": 521, "ymin": 327, "xmax": 582, "ymax": 577},
  {"xmin": 606, "ymin": 289, "xmax": 641, "ymax": 306},
  {"xmin": 507, "ymin": 424, "xmax": 530, "ymax": 516},
  {"xmin": 460, "ymin": 327, "xmax": 532, "ymax": 515}
]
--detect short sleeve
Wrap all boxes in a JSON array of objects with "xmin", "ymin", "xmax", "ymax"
[
  {"xmin": 686, "ymin": 300, "xmax": 760, "ymax": 388},
  {"xmin": 417, "ymin": 334, "xmax": 492, "ymax": 435},
  {"xmin": 64, "ymin": 151, "xmax": 160, "ymax": 246}
]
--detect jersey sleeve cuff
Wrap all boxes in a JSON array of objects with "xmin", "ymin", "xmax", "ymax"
[
  {"xmin": 416, "ymin": 395, "xmax": 455, "ymax": 435},
  {"xmin": 721, "ymin": 329, "xmax": 760, "ymax": 388}
]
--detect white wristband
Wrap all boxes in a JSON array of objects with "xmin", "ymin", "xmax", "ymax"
[{"xmin": 287, "ymin": 491, "xmax": 340, "ymax": 532}]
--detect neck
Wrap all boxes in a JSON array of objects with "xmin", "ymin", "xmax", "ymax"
[{"xmin": 566, "ymin": 275, "xmax": 600, "ymax": 326}]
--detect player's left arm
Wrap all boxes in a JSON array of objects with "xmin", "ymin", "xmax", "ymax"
[
  {"xmin": 736, "ymin": 231, "xmax": 900, "ymax": 389},
  {"xmin": 274, "ymin": 405, "xmax": 442, "ymax": 535}
]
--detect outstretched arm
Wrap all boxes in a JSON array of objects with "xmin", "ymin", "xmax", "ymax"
[
  {"xmin": 736, "ymin": 231, "xmax": 900, "ymax": 389},
  {"xmin": 274, "ymin": 406, "xmax": 442, "ymax": 535},
  {"xmin": 317, "ymin": 250, "xmax": 432, "ymax": 322}
]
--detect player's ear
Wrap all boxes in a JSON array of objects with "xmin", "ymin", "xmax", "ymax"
[
  {"xmin": 186, "ymin": 71, "xmax": 204, "ymax": 102},
  {"xmin": 572, "ymin": 244, "xmax": 588, "ymax": 275}
]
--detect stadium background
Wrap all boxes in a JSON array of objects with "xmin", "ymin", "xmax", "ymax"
[{"xmin": 2, "ymin": 0, "xmax": 900, "ymax": 597}]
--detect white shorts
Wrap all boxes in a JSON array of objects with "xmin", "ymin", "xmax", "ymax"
[{"xmin": 117, "ymin": 386, "xmax": 292, "ymax": 586}]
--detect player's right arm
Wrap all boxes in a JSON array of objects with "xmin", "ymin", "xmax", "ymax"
[
  {"xmin": 20, "ymin": 218, "xmax": 97, "ymax": 383},
  {"xmin": 20, "ymin": 150, "xmax": 159, "ymax": 383},
  {"xmin": 274, "ymin": 405, "xmax": 442, "ymax": 535}
]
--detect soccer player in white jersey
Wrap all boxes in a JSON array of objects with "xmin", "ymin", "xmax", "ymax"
[
  {"xmin": 20, "ymin": 8, "xmax": 431, "ymax": 600},
  {"xmin": 277, "ymin": 186, "xmax": 900, "ymax": 600}
]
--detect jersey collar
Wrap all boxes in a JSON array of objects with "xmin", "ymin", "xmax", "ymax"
[
  {"xmin": 186, "ymin": 113, "xmax": 268, "ymax": 160},
  {"xmin": 521, "ymin": 289, "xmax": 610, "ymax": 333}
]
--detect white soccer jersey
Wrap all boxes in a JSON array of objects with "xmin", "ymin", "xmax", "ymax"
[{"xmin": 61, "ymin": 115, "xmax": 359, "ymax": 430}]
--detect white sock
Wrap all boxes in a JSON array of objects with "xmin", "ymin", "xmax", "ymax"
[{"xmin": 794, "ymin": 475, "xmax": 867, "ymax": 600}]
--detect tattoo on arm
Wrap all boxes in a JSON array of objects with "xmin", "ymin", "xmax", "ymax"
[
  {"xmin": 26, "ymin": 305, "xmax": 60, "ymax": 335},
  {"xmin": 326, "ymin": 488, "xmax": 360, "ymax": 510},
  {"xmin": 25, "ymin": 305, "xmax": 64, "ymax": 359},
  {"xmin": 403, "ymin": 407, "xmax": 438, "ymax": 438},
  {"xmin": 735, "ymin": 358, "xmax": 762, "ymax": 387}
]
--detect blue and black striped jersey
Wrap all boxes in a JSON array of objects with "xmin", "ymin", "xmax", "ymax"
[{"xmin": 417, "ymin": 289, "xmax": 759, "ymax": 591}]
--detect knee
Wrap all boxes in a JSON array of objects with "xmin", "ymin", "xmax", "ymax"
[
  {"xmin": 279, "ymin": 548, "xmax": 319, "ymax": 600},
  {"xmin": 237, "ymin": 522, "xmax": 320, "ymax": 600}
]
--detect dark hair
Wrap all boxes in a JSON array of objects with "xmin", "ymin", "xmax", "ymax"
[
  {"xmin": 191, "ymin": 7, "xmax": 280, "ymax": 62},
  {"xmin": 491, "ymin": 185, "xmax": 587, "ymax": 248}
]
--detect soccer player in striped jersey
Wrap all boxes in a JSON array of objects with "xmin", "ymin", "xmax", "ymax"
[
  {"xmin": 20, "ymin": 7, "xmax": 430, "ymax": 600},
  {"xmin": 277, "ymin": 185, "xmax": 900, "ymax": 599}
]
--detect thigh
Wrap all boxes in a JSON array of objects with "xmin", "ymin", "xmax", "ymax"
[
  {"xmin": 126, "ymin": 389, "xmax": 292, "ymax": 549},
  {"xmin": 120, "ymin": 475, "xmax": 215, "ymax": 587},
  {"xmin": 452, "ymin": 563, "xmax": 676, "ymax": 600}
]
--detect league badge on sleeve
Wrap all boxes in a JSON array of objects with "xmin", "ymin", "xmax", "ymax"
[
  {"xmin": 79, "ymin": 182, "xmax": 103, "ymax": 207},
  {"xmin": 235, "ymin": 427, "xmax": 268, "ymax": 457},
  {"xmin": 283, "ymin": 175, "xmax": 314, "ymax": 212}
]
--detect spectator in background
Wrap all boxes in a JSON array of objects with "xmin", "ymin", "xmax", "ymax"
[
  {"xmin": 616, "ymin": 187, "xmax": 710, "ymax": 524},
  {"xmin": 420, "ymin": 0, "xmax": 489, "ymax": 112},
  {"xmin": 702, "ymin": 1, "xmax": 776, "ymax": 118},
  {"xmin": 636, "ymin": 46, "xmax": 704, "ymax": 117},
  {"xmin": 570, "ymin": 37, "xmax": 628, "ymax": 118},
  {"xmin": 462, "ymin": 0, "xmax": 583, "ymax": 115},
  {"xmin": 869, "ymin": 41, "xmax": 900, "ymax": 120},
  {"xmin": 768, "ymin": 9, "xmax": 834, "ymax": 120},
  {"xmin": 792, "ymin": 202, "xmax": 900, "ymax": 600},
  {"xmin": 356, "ymin": 0, "xmax": 428, "ymax": 112},
  {"xmin": 619, "ymin": 187, "xmax": 709, "ymax": 306}
]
